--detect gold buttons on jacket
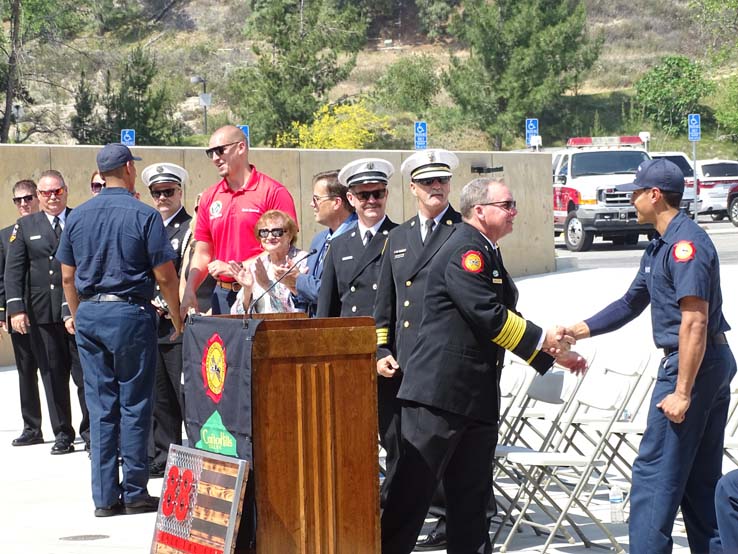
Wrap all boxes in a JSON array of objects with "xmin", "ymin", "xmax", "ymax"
[
  {"xmin": 405, "ymin": 280, "xmax": 412, "ymax": 287},
  {"xmin": 350, "ymin": 286, "xmax": 356, "ymax": 292},
  {"xmin": 403, "ymin": 300, "xmax": 410, "ymax": 307},
  {"xmin": 351, "ymin": 306, "xmax": 357, "ymax": 313},
  {"xmin": 403, "ymin": 321, "xmax": 410, "ymax": 328}
]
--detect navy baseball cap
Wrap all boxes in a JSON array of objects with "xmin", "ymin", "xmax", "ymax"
[
  {"xmin": 96, "ymin": 143, "xmax": 142, "ymax": 173},
  {"xmin": 615, "ymin": 158, "xmax": 685, "ymax": 194}
]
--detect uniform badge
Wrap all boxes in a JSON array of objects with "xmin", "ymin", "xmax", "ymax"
[
  {"xmin": 201, "ymin": 333, "xmax": 227, "ymax": 403},
  {"xmin": 492, "ymin": 270, "xmax": 500, "ymax": 277},
  {"xmin": 210, "ymin": 201, "xmax": 222, "ymax": 217},
  {"xmin": 9, "ymin": 224, "xmax": 18, "ymax": 243},
  {"xmin": 461, "ymin": 250, "xmax": 484, "ymax": 273},
  {"xmin": 672, "ymin": 240, "xmax": 696, "ymax": 263},
  {"xmin": 171, "ymin": 238, "xmax": 179, "ymax": 251}
]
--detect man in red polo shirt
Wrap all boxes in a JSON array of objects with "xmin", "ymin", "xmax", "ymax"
[{"xmin": 180, "ymin": 125, "xmax": 297, "ymax": 316}]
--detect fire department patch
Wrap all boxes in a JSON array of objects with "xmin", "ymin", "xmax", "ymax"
[
  {"xmin": 461, "ymin": 250, "xmax": 484, "ymax": 273},
  {"xmin": 672, "ymin": 240, "xmax": 696, "ymax": 263},
  {"xmin": 201, "ymin": 333, "xmax": 227, "ymax": 403}
]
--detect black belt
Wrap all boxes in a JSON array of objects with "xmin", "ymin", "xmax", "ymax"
[
  {"xmin": 663, "ymin": 333, "xmax": 728, "ymax": 356},
  {"xmin": 80, "ymin": 293, "xmax": 148, "ymax": 305}
]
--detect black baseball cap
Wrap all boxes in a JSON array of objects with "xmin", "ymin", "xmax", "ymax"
[
  {"xmin": 96, "ymin": 143, "xmax": 142, "ymax": 173},
  {"xmin": 615, "ymin": 158, "xmax": 685, "ymax": 194}
]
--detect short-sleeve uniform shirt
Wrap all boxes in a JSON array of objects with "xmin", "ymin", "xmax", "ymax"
[
  {"xmin": 194, "ymin": 166, "xmax": 297, "ymax": 276},
  {"xmin": 56, "ymin": 187, "xmax": 176, "ymax": 300},
  {"xmin": 621, "ymin": 210, "xmax": 730, "ymax": 349}
]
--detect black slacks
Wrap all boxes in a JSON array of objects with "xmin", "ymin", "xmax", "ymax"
[
  {"xmin": 11, "ymin": 331, "xmax": 42, "ymax": 433},
  {"xmin": 381, "ymin": 402, "xmax": 497, "ymax": 554}
]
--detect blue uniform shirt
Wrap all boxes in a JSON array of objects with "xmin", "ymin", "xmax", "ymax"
[
  {"xmin": 56, "ymin": 187, "xmax": 176, "ymax": 300},
  {"xmin": 592, "ymin": 210, "xmax": 730, "ymax": 349}
]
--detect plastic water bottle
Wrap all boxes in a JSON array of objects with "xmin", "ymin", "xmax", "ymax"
[
  {"xmin": 610, "ymin": 485, "xmax": 625, "ymax": 523},
  {"xmin": 621, "ymin": 408, "xmax": 631, "ymax": 422}
]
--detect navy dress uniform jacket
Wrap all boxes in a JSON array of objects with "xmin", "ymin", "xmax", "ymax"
[
  {"xmin": 316, "ymin": 217, "xmax": 397, "ymax": 318},
  {"xmin": 156, "ymin": 207, "xmax": 191, "ymax": 344},
  {"xmin": 374, "ymin": 206, "xmax": 462, "ymax": 370},
  {"xmin": 398, "ymin": 222, "xmax": 554, "ymax": 424},
  {"xmin": 0, "ymin": 224, "xmax": 19, "ymax": 321},
  {"xmin": 5, "ymin": 209, "xmax": 71, "ymax": 323}
]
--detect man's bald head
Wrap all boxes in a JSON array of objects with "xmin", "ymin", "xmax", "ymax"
[{"xmin": 209, "ymin": 125, "xmax": 247, "ymax": 149}]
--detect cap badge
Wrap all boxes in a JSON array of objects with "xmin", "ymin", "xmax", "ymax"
[
  {"xmin": 366, "ymin": 162, "xmax": 374, "ymax": 170},
  {"xmin": 156, "ymin": 165, "xmax": 164, "ymax": 173},
  {"xmin": 672, "ymin": 240, "xmax": 696, "ymax": 263},
  {"xmin": 462, "ymin": 250, "xmax": 484, "ymax": 273},
  {"xmin": 427, "ymin": 152, "xmax": 435, "ymax": 162}
]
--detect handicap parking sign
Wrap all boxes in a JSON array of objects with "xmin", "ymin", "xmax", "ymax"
[
  {"xmin": 414, "ymin": 121, "xmax": 427, "ymax": 150},
  {"xmin": 121, "ymin": 129, "xmax": 136, "ymax": 146},
  {"xmin": 688, "ymin": 114, "xmax": 701, "ymax": 142}
]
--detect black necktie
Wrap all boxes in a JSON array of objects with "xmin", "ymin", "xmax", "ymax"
[
  {"xmin": 53, "ymin": 216, "xmax": 61, "ymax": 239},
  {"xmin": 364, "ymin": 230, "xmax": 373, "ymax": 247},
  {"xmin": 422, "ymin": 219, "xmax": 435, "ymax": 245}
]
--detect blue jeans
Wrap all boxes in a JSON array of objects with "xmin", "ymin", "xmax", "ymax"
[
  {"xmin": 716, "ymin": 470, "xmax": 738, "ymax": 554},
  {"xmin": 629, "ymin": 345, "xmax": 736, "ymax": 554},
  {"xmin": 75, "ymin": 300, "xmax": 157, "ymax": 508}
]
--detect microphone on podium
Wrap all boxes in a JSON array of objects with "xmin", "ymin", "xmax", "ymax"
[{"xmin": 246, "ymin": 248, "xmax": 318, "ymax": 316}]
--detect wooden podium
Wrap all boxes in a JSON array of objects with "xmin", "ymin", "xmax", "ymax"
[{"xmin": 245, "ymin": 314, "xmax": 380, "ymax": 553}]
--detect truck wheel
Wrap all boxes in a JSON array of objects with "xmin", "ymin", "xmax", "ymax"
[
  {"xmin": 711, "ymin": 212, "xmax": 726, "ymax": 222},
  {"xmin": 564, "ymin": 212, "xmax": 594, "ymax": 252},
  {"xmin": 730, "ymin": 198, "xmax": 738, "ymax": 228}
]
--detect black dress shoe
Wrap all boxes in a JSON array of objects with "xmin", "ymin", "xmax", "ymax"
[
  {"xmin": 414, "ymin": 529, "xmax": 448, "ymax": 552},
  {"xmin": 50, "ymin": 439, "xmax": 75, "ymax": 455},
  {"xmin": 149, "ymin": 463, "xmax": 166, "ymax": 478},
  {"xmin": 11, "ymin": 431, "xmax": 44, "ymax": 447},
  {"xmin": 124, "ymin": 495, "xmax": 160, "ymax": 515},
  {"xmin": 95, "ymin": 501, "xmax": 123, "ymax": 517}
]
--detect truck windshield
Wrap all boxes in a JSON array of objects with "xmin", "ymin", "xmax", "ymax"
[{"xmin": 571, "ymin": 151, "xmax": 650, "ymax": 178}]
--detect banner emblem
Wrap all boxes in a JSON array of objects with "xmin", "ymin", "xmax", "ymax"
[{"xmin": 201, "ymin": 333, "xmax": 227, "ymax": 403}]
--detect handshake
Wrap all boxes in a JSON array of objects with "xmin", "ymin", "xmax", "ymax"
[{"xmin": 543, "ymin": 325, "xmax": 588, "ymax": 375}]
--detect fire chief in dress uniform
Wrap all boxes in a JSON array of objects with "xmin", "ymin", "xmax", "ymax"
[
  {"xmin": 373, "ymin": 148, "xmax": 462, "ymax": 549},
  {"xmin": 380, "ymin": 178, "xmax": 586, "ymax": 554},
  {"xmin": 5, "ymin": 170, "xmax": 89, "ymax": 455},
  {"xmin": 317, "ymin": 158, "xmax": 397, "ymax": 318},
  {"xmin": 141, "ymin": 162, "xmax": 192, "ymax": 477}
]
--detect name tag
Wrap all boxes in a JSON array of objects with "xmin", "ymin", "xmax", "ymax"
[
  {"xmin": 241, "ymin": 208, "xmax": 260, "ymax": 213},
  {"xmin": 30, "ymin": 235, "xmax": 41, "ymax": 240},
  {"xmin": 393, "ymin": 248, "xmax": 407, "ymax": 254},
  {"xmin": 393, "ymin": 253, "xmax": 405, "ymax": 259},
  {"xmin": 342, "ymin": 256, "xmax": 353, "ymax": 261},
  {"xmin": 492, "ymin": 278, "xmax": 503, "ymax": 284}
]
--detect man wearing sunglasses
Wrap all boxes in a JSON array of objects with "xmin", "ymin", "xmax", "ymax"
[
  {"xmin": 0, "ymin": 180, "xmax": 44, "ymax": 448},
  {"xmin": 141, "ymin": 162, "xmax": 192, "ymax": 479},
  {"xmin": 317, "ymin": 158, "xmax": 397, "ymax": 319},
  {"xmin": 272, "ymin": 170, "xmax": 356, "ymax": 317},
  {"xmin": 381, "ymin": 178, "xmax": 584, "ymax": 554},
  {"xmin": 372, "ymin": 148, "xmax": 463, "ymax": 550},
  {"xmin": 5, "ymin": 170, "xmax": 90, "ymax": 456},
  {"xmin": 181, "ymin": 125, "xmax": 297, "ymax": 317}
]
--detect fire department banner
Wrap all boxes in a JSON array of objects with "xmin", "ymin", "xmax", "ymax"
[{"xmin": 182, "ymin": 315, "xmax": 262, "ymax": 464}]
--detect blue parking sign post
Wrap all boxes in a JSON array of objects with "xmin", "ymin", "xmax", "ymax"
[
  {"xmin": 237, "ymin": 124, "xmax": 250, "ymax": 147},
  {"xmin": 121, "ymin": 129, "xmax": 135, "ymax": 147},
  {"xmin": 414, "ymin": 121, "xmax": 427, "ymax": 150},
  {"xmin": 688, "ymin": 114, "xmax": 700, "ymax": 221},
  {"xmin": 688, "ymin": 114, "xmax": 701, "ymax": 142},
  {"xmin": 525, "ymin": 118, "xmax": 539, "ymax": 146}
]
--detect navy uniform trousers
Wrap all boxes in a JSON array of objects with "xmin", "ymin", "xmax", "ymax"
[
  {"xmin": 75, "ymin": 300, "xmax": 157, "ymax": 508},
  {"xmin": 629, "ymin": 345, "xmax": 736, "ymax": 554},
  {"xmin": 716, "ymin": 469, "xmax": 738, "ymax": 553}
]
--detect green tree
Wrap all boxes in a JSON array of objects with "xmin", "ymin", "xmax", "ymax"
[
  {"xmin": 0, "ymin": 0, "xmax": 91, "ymax": 142},
  {"xmin": 712, "ymin": 75, "xmax": 738, "ymax": 140},
  {"xmin": 634, "ymin": 56, "xmax": 713, "ymax": 133},
  {"xmin": 226, "ymin": 0, "xmax": 368, "ymax": 145},
  {"xmin": 416, "ymin": 0, "xmax": 459, "ymax": 39},
  {"xmin": 72, "ymin": 47, "xmax": 188, "ymax": 146},
  {"xmin": 373, "ymin": 55, "xmax": 439, "ymax": 114},
  {"xmin": 443, "ymin": 0, "xmax": 601, "ymax": 149}
]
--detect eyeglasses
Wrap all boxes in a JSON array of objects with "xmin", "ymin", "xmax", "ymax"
[
  {"xmin": 477, "ymin": 200, "xmax": 517, "ymax": 211},
  {"xmin": 38, "ymin": 187, "xmax": 65, "ymax": 198},
  {"xmin": 150, "ymin": 188, "xmax": 177, "ymax": 199},
  {"xmin": 205, "ymin": 141, "xmax": 242, "ymax": 159},
  {"xmin": 353, "ymin": 189, "xmax": 388, "ymax": 201},
  {"xmin": 258, "ymin": 228, "xmax": 285, "ymax": 238},
  {"xmin": 90, "ymin": 181, "xmax": 105, "ymax": 193},
  {"xmin": 414, "ymin": 176, "xmax": 451, "ymax": 186},
  {"xmin": 12, "ymin": 194, "xmax": 35, "ymax": 206},
  {"xmin": 311, "ymin": 194, "xmax": 337, "ymax": 205}
]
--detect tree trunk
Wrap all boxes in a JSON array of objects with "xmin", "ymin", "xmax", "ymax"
[{"xmin": 1, "ymin": 0, "xmax": 22, "ymax": 143}]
